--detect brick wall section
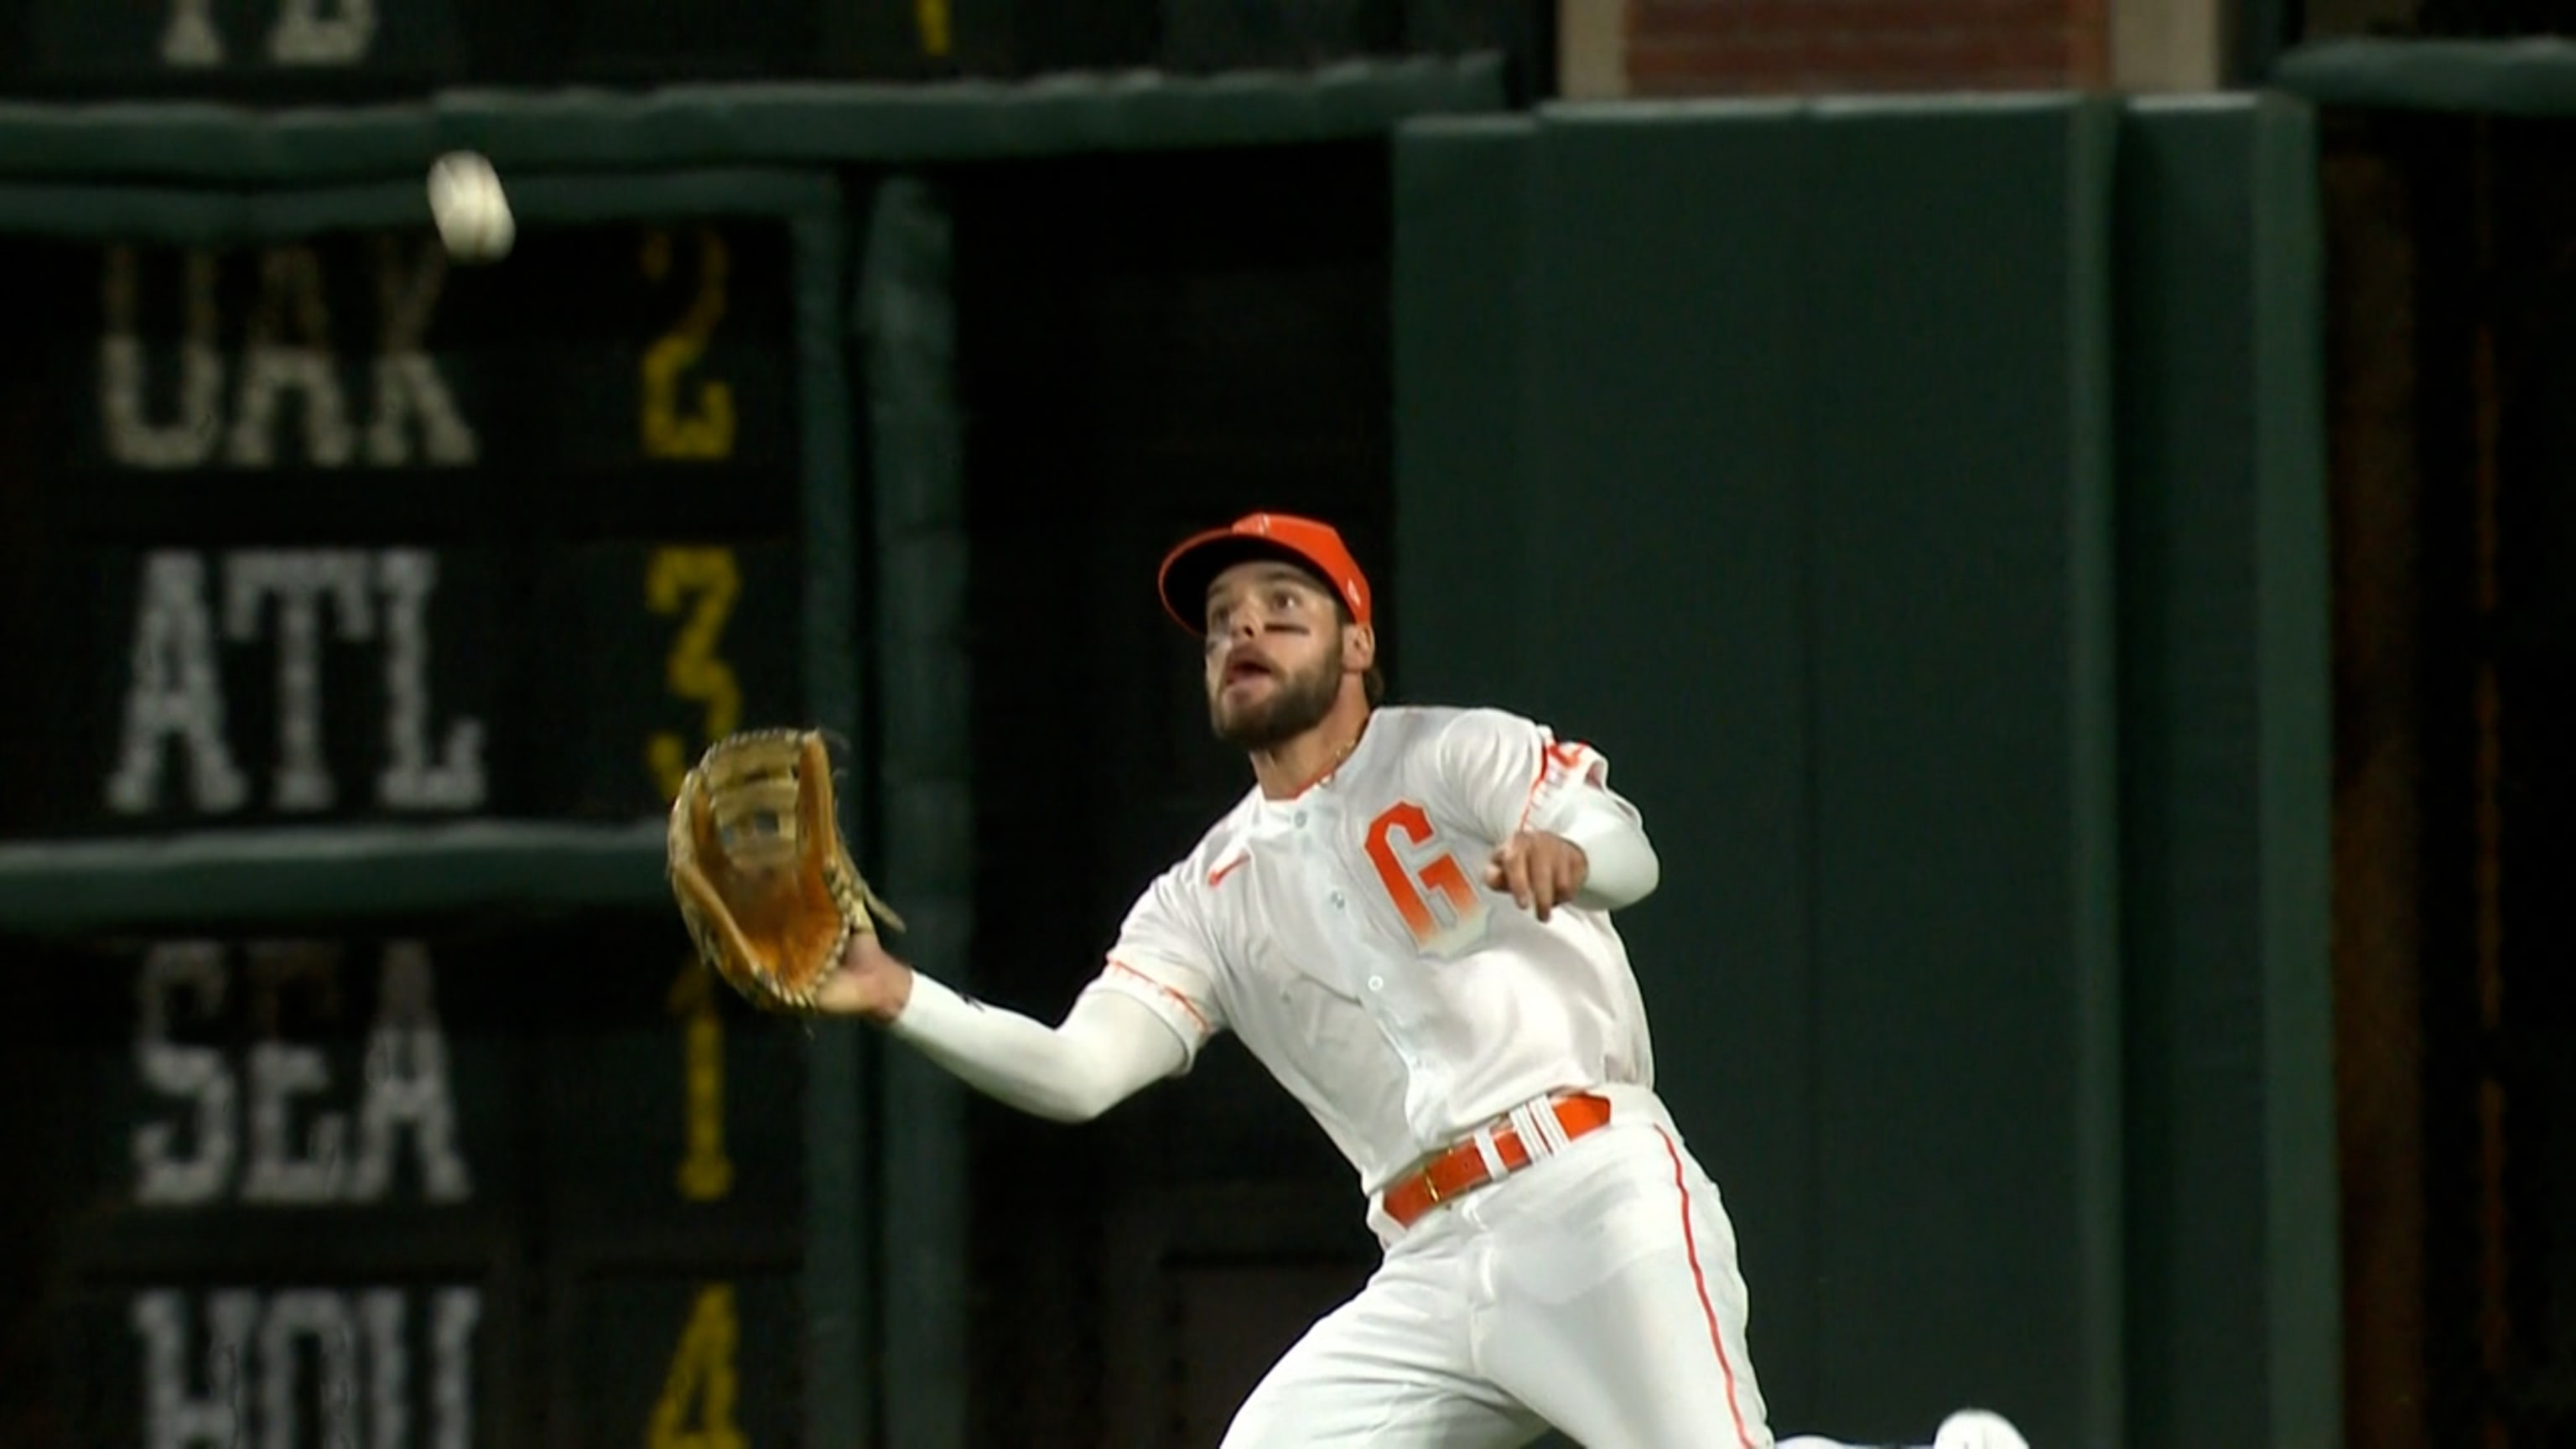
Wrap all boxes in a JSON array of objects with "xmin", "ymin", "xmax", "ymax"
[{"xmin": 1626, "ymin": 0, "xmax": 2111, "ymax": 97}]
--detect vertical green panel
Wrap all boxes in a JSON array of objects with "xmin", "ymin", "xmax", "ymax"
[
  {"xmin": 797, "ymin": 185, "xmax": 873, "ymax": 1449},
  {"xmin": 2249, "ymin": 100, "xmax": 2338, "ymax": 1449},
  {"xmin": 1399, "ymin": 98, "xmax": 2163, "ymax": 1449},
  {"xmin": 1391, "ymin": 116, "xmax": 1540, "ymax": 709},
  {"xmin": 1398, "ymin": 100, "xmax": 2132, "ymax": 1446},
  {"xmin": 1800, "ymin": 97, "xmax": 2123, "ymax": 1448},
  {"xmin": 2116, "ymin": 96, "xmax": 2339, "ymax": 1449},
  {"xmin": 1517, "ymin": 99, "xmax": 1822, "ymax": 1428},
  {"xmin": 858, "ymin": 174, "xmax": 974, "ymax": 1449}
]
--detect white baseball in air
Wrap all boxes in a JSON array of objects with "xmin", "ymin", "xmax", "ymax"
[{"xmin": 426, "ymin": 150, "xmax": 514, "ymax": 262}]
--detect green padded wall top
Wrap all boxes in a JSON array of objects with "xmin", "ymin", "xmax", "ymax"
[
  {"xmin": 2275, "ymin": 36, "xmax": 2576, "ymax": 115},
  {"xmin": 0, "ymin": 821, "xmax": 666, "ymax": 932},
  {"xmin": 0, "ymin": 55, "xmax": 1506, "ymax": 184}
]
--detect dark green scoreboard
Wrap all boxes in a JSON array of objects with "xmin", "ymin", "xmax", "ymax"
[
  {"xmin": 0, "ymin": 218, "xmax": 802, "ymax": 836},
  {"xmin": 0, "ymin": 0, "xmax": 946, "ymax": 96},
  {"xmin": 0, "ymin": 0, "xmax": 1530, "ymax": 99},
  {"xmin": 0, "ymin": 173, "xmax": 859, "ymax": 1449},
  {"xmin": 4, "ymin": 922, "xmax": 806, "ymax": 1449}
]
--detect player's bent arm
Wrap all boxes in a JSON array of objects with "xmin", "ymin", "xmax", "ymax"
[
  {"xmin": 884, "ymin": 974, "xmax": 1187, "ymax": 1124},
  {"xmin": 1555, "ymin": 802, "xmax": 1660, "ymax": 911},
  {"xmin": 1433, "ymin": 708, "xmax": 1658, "ymax": 911}
]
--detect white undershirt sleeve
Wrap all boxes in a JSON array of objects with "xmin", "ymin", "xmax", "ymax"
[
  {"xmin": 886, "ymin": 974, "xmax": 1188, "ymax": 1124},
  {"xmin": 1434, "ymin": 709, "xmax": 1663, "ymax": 913},
  {"xmin": 1554, "ymin": 801, "xmax": 1661, "ymax": 911}
]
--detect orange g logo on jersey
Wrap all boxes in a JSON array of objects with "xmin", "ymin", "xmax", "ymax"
[{"xmin": 1364, "ymin": 802, "xmax": 1488, "ymax": 955}]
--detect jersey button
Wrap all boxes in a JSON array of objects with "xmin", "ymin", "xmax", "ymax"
[
  {"xmin": 1294, "ymin": 811, "xmax": 1308, "ymax": 827},
  {"xmin": 1368, "ymin": 975, "xmax": 1385, "ymax": 992},
  {"xmin": 1329, "ymin": 891, "xmax": 1345, "ymax": 909}
]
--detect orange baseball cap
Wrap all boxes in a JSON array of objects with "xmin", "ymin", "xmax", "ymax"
[{"xmin": 1157, "ymin": 512, "xmax": 1374, "ymax": 636}]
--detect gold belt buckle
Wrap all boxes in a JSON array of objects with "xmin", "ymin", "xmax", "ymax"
[{"xmin": 1420, "ymin": 1167, "xmax": 1444, "ymax": 1205}]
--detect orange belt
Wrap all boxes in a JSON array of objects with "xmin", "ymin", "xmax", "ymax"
[{"xmin": 1380, "ymin": 1093, "xmax": 1615, "ymax": 1228}]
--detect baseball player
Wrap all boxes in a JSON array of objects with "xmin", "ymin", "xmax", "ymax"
[{"xmin": 814, "ymin": 513, "xmax": 2028, "ymax": 1449}]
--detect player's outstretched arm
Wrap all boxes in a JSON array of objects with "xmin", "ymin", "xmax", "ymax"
[{"xmin": 813, "ymin": 935, "xmax": 1186, "ymax": 1123}]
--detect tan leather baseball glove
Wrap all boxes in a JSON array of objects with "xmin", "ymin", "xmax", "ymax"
[{"xmin": 666, "ymin": 729, "xmax": 903, "ymax": 1013}]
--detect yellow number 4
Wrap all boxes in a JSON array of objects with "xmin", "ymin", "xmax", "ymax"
[{"xmin": 649, "ymin": 1285, "xmax": 748, "ymax": 1449}]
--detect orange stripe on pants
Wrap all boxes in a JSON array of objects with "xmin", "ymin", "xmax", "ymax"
[{"xmin": 1659, "ymin": 1127, "xmax": 1758, "ymax": 1449}]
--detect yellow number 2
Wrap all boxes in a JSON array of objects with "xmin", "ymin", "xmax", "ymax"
[
  {"xmin": 641, "ymin": 228, "xmax": 737, "ymax": 460},
  {"xmin": 648, "ymin": 1285, "xmax": 748, "ymax": 1449},
  {"xmin": 647, "ymin": 548, "xmax": 743, "ymax": 802}
]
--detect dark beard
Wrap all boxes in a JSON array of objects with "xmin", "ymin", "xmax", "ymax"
[{"xmin": 1210, "ymin": 654, "xmax": 1342, "ymax": 750}]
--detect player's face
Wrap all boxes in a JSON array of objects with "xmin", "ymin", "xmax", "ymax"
[{"xmin": 1203, "ymin": 564, "xmax": 1346, "ymax": 750}]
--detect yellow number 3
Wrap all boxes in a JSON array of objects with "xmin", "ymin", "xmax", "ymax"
[
  {"xmin": 648, "ymin": 548, "xmax": 743, "ymax": 802},
  {"xmin": 649, "ymin": 1285, "xmax": 748, "ymax": 1449}
]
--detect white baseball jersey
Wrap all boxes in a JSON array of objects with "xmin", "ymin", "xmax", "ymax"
[
  {"xmin": 1084, "ymin": 704, "xmax": 1659, "ymax": 1197},
  {"xmin": 886, "ymin": 699, "xmax": 2013, "ymax": 1449}
]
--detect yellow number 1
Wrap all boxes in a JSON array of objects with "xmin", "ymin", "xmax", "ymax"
[
  {"xmin": 641, "ymin": 228, "xmax": 737, "ymax": 460},
  {"xmin": 647, "ymin": 547, "xmax": 742, "ymax": 802},
  {"xmin": 649, "ymin": 1285, "xmax": 748, "ymax": 1449},
  {"xmin": 667, "ymin": 963, "xmax": 735, "ymax": 1202}
]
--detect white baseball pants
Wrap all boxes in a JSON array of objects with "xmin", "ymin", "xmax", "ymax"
[{"xmin": 1218, "ymin": 1091, "xmax": 1783, "ymax": 1449}]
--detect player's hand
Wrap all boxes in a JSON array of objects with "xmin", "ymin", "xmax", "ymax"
[
  {"xmin": 1486, "ymin": 829, "xmax": 1589, "ymax": 922},
  {"xmin": 814, "ymin": 932, "xmax": 916, "ymax": 1024}
]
